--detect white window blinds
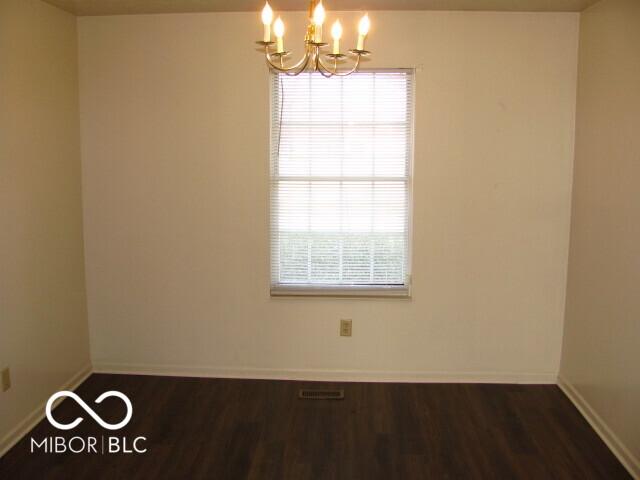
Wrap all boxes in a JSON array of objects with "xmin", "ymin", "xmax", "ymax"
[{"xmin": 270, "ymin": 70, "xmax": 413, "ymax": 296}]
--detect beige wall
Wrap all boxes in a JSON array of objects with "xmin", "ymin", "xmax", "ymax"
[
  {"xmin": 78, "ymin": 11, "xmax": 579, "ymax": 381},
  {"xmin": 0, "ymin": 0, "xmax": 90, "ymax": 452},
  {"xmin": 560, "ymin": 0, "xmax": 640, "ymax": 474}
]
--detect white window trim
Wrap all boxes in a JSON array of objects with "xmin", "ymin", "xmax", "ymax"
[
  {"xmin": 270, "ymin": 283, "xmax": 411, "ymax": 298},
  {"xmin": 269, "ymin": 68, "xmax": 415, "ymax": 298}
]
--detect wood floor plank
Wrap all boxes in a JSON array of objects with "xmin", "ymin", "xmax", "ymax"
[{"xmin": 0, "ymin": 374, "xmax": 632, "ymax": 479}]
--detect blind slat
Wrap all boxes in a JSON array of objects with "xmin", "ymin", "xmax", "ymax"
[{"xmin": 270, "ymin": 71, "xmax": 413, "ymax": 290}]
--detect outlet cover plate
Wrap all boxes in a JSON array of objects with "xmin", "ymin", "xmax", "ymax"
[
  {"xmin": 340, "ymin": 319, "xmax": 352, "ymax": 337},
  {"xmin": 1, "ymin": 368, "xmax": 10, "ymax": 392}
]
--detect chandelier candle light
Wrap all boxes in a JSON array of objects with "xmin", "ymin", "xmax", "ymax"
[{"xmin": 257, "ymin": 0, "xmax": 371, "ymax": 77}]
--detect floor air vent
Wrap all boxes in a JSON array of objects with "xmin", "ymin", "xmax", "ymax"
[{"xmin": 298, "ymin": 388, "xmax": 345, "ymax": 400}]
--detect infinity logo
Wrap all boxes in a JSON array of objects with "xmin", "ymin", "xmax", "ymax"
[{"xmin": 45, "ymin": 391, "xmax": 133, "ymax": 431}]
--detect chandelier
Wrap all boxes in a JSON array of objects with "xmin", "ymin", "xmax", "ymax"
[{"xmin": 256, "ymin": 0, "xmax": 371, "ymax": 77}]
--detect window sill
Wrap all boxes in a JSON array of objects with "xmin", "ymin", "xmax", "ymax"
[{"xmin": 270, "ymin": 285, "xmax": 411, "ymax": 298}]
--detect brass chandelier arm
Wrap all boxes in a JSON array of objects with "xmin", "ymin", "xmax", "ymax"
[
  {"xmin": 317, "ymin": 54, "xmax": 362, "ymax": 77},
  {"xmin": 264, "ymin": 46, "xmax": 364, "ymax": 77},
  {"xmin": 264, "ymin": 45, "xmax": 312, "ymax": 74},
  {"xmin": 261, "ymin": 41, "xmax": 369, "ymax": 77}
]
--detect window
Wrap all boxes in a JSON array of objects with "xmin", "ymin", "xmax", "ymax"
[{"xmin": 270, "ymin": 70, "xmax": 414, "ymax": 297}]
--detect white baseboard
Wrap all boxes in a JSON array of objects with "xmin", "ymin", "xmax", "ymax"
[
  {"xmin": 558, "ymin": 375, "xmax": 639, "ymax": 479},
  {"xmin": 0, "ymin": 363, "xmax": 93, "ymax": 458},
  {"xmin": 93, "ymin": 362, "xmax": 556, "ymax": 384}
]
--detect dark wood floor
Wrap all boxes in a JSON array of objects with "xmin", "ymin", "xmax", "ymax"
[{"xmin": 0, "ymin": 374, "xmax": 631, "ymax": 479}]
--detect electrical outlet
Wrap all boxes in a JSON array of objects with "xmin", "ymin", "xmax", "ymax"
[
  {"xmin": 340, "ymin": 319, "xmax": 352, "ymax": 337},
  {"xmin": 1, "ymin": 367, "xmax": 10, "ymax": 392}
]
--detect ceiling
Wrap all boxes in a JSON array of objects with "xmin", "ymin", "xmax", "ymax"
[{"xmin": 44, "ymin": 0, "xmax": 600, "ymax": 16}]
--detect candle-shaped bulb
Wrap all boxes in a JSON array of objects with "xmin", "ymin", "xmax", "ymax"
[
  {"xmin": 331, "ymin": 19, "xmax": 342, "ymax": 40},
  {"xmin": 274, "ymin": 17, "xmax": 285, "ymax": 36},
  {"xmin": 274, "ymin": 17, "xmax": 285, "ymax": 53},
  {"xmin": 261, "ymin": 2, "xmax": 273, "ymax": 25},
  {"xmin": 331, "ymin": 20, "xmax": 342, "ymax": 54},
  {"xmin": 312, "ymin": 1, "xmax": 325, "ymax": 42},
  {"xmin": 261, "ymin": 2, "xmax": 274, "ymax": 42},
  {"xmin": 313, "ymin": 2, "xmax": 326, "ymax": 26},
  {"xmin": 358, "ymin": 14, "xmax": 370, "ymax": 36},
  {"xmin": 357, "ymin": 14, "xmax": 370, "ymax": 50}
]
